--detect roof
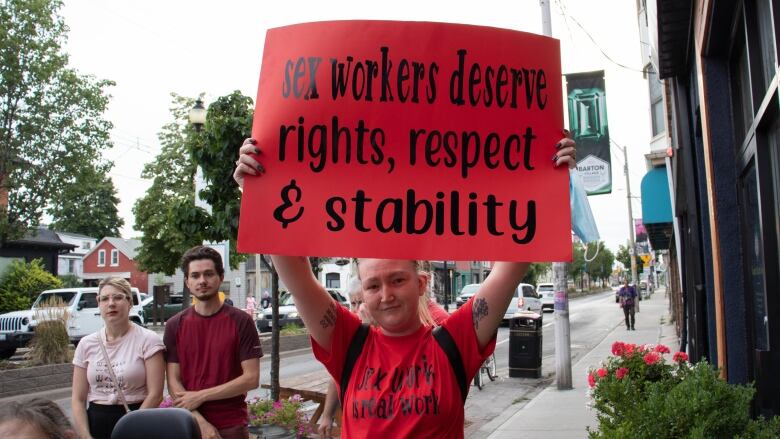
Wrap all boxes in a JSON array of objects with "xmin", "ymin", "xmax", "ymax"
[
  {"xmin": 53, "ymin": 230, "xmax": 97, "ymax": 240},
  {"xmin": 4, "ymin": 227, "xmax": 76, "ymax": 250},
  {"xmin": 83, "ymin": 237, "xmax": 142, "ymax": 260}
]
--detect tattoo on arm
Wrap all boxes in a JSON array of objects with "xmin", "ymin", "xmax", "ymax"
[
  {"xmin": 472, "ymin": 298, "xmax": 489, "ymax": 330},
  {"xmin": 320, "ymin": 301, "xmax": 338, "ymax": 329}
]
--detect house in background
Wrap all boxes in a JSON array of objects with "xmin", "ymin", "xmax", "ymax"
[
  {"xmin": 0, "ymin": 226, "xmax": 76, "ymax": 276},
  {"xmin": 54, "ymin": 231, "xmax": 97, "ymax": 280},
  {"xmin": 82, "ymin": 237, "xmax": 148, "ymax": 293}
]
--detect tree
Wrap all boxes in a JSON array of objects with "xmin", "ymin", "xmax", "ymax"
[
  {"xmin": 48, "ymin": 169, "xmax": 123, "ymax": 239},
  {"xmin": 0, "ymin": 259, "xmax": 62, "ymax": 313},
  {"xmin": 133, "ymin": 94, "xmax": 206, "ymax": 275},
  {"xmin": 586, "ymin": 242, "xmax": 615, "ymax": 287},
  {"xmin": 190, "ymin": 90, "xmax": 254, "ymax": 267},
  {"xmin": 1, "ymin": 0, "xmax": 115, "ymax": 243},
  {"xmin": 616, "ymin": 244, "xmax": 631, "ymax": 270},
  {"xmin": 522, "ymin": 262, "xmax": 551, "ymax": 287},
  {"xmin": 569, "ymin": 243, "xmax": 586, "ymax": 288}
]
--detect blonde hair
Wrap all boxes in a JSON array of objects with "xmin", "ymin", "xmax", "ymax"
[{"xmin": 98, "ymin": 277, "xmax": 132, "ymax": 300}]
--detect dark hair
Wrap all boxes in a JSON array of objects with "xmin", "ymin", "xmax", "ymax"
[
  {"xmin": 0, "ymin": 398, "xmax": 74, "ymax": 439},
  {"xmin": 181, "ymin": 245, "xmax": 225, "ymax": 278}
]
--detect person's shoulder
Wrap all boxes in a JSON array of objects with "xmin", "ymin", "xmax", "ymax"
[
  {"xmin": 80, "ymin": 331, "xmax": 101, "ymax": 345},
  {"xmin": 135, "ymin": 324, "xmax": 163, "ymax": 341}
]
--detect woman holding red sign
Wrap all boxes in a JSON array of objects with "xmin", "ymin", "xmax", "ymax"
[{"xmin": 234, "ymin": 135, "xmax": 574, "ymax": 438}]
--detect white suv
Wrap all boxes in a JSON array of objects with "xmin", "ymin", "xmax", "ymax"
[
  {"xmin": 503, "ymin": 283, "xmax": 543, "ymax": 320},
  {"xmin": 0, "ymin": 287, "xmax": 145, "ymax": 359},
  {"xmin": 536, "ymin": 283, "xmax": 555, "ymax": 312}
]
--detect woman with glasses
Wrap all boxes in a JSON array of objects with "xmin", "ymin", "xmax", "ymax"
[{"xmin": 71, "ymin": 277, "xmax": 165, "ymax": 439}]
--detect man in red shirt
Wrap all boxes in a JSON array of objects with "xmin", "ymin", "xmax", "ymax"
[{"xmin": 164, "ymin": 246, "xmax": 262, "ymax": 439}]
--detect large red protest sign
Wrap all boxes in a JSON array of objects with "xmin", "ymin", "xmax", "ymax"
[{"xmin": 238, "ymin": 20, "xmax": 571, "ymax": 262}]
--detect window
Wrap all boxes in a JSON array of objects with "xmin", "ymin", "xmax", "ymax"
[
  {"xmin": 741, "ymin": 162, "xmax": 768, "ymax": 350},
  {"xmin": 754, "ymin": 0, "xmax": 777, "ymax": 94},
  {"xmin": 83, "ymin": 241, "xmax": 91, "ymax": 250},
  {"xmin": 79, "ymin": 293, "xmax": 98, "ymax": 309},
  {"xmin": 325, "ymin": 273, "xmax": 340, "ymax": 289},
  {"xmin": 98, "ymin": 250, "xmax": 106, "ymax": 266},
  {"xmin": 68, "ymin": 259, "xmax": 75, "ymax": 273},
  {"xmin": 730, "ymin": 28, "xmax": 753, "ymax": 144},
  {"xmin": 648, "ymin": 67, "xmax": 665, "ymax": 137},
  {"xmin": 111, "ymin": 249, "xmax": 119, "ymax": 266}
]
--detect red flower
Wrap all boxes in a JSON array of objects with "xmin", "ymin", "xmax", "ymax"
[
  {"xmin": 653, "ymin": 344, "xmax": 670, "ymax": 354},
  {"xmin": 643, "ymin": 352, "xmax": 661, "ymax": 365},
  {"xmin": 673, "ymin": 351, "xmax": 689, "ymax": 363},
  {"xmin": 611, "ymin": 341, "xmax": 626, "ymax": 357},
  {"xmin": 597, "ymin": 368, "xmax": 607, "ymax": 378},
  {"xmin": 588, "ymin": 373, "xmax": 596, "ymax": 388},
  {"xmin": 615, "ymin": 367, "xmax": 629, "ymax": 380},
  {"xmin": 625, "ymin": 343, "xmax": 636, "ymax": 355}
]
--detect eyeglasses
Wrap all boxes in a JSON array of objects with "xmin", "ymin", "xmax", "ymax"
[
  {"xmin": 350, "ymin": 301, "xmax": 363, "ymax": 308},
  {"xmin": 98, "ymin": 294, "xmax": 128, "ymax": 303}
]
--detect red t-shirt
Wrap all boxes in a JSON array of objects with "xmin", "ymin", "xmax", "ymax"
[
  {"xmin": 312, "ymin": 298, "xmax": 495, "ymax": 438},
  {"xmin": 427, "ymin": 300, "xmax": 450, "ymax": 325},
  {"xmin": 164, "ymin": 304, "xmax": 263, "ymax": 429}
]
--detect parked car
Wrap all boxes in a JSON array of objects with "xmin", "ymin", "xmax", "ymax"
[
  {"xmin": 0, "ymin": 287, "xmax": 145, "ymax": 359},
  {"xmin": 141, "ymin": 294, "xmax": 185, "ymax": 322},
  {"xmin": 255, "ymin": 293, "xmax": 303, "ymax": 332},
  {"xmin": 536, "ymin": 282, "xmax": 555, "ymax": 312},
  {"xmin": 455, "ymin": 284, "xmax": 481, "ymax": 308},
  {"xmin": 504, "ymin": 283, "xmax": 543, "ymax": 321},
  {"xmin": 327, "ymin": 289, "xmax": 349, "ymax": 308}
]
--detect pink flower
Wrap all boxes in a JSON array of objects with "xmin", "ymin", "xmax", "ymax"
[
  {"xmin": 673, "ymin": 351, "xmax": 689, "ymax": 362},
  {"xmin": 643, "ymin": 352, "xmax": 661, "ymax": 365},
  {"xmin": 273, "ymin": 401, "xmax": 283, "ymax": 410},
  {"xmin": 159, "ymin": 396, "xmax": 174, "ymax": 408},
  {"xmin": 596, "ymin": 368, "xmax": 607, "ymax": 378},
  {"xmin": 615, "ymin": 367, "xmax": 629, "ymax": 380},
  {"xmin": 624, "ymin": 343, "xmax": 636, "ymax": 355},
  {"xmin": 653, "ymin": 344, "xmax": 670, "ymax": 354},
  {"xmin": 588, "ymin": 373, "xmax": 596, "ymax": 388},
  {"xmin": 611, "ymin": 341, "xmax": 626, "ymax": 357}
]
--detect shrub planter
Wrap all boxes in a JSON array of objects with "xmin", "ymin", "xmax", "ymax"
[
  {"xmin": 0, "ymin": 363, "xmax": 73, "ymax": 398},
  {"xmin": 260, "ymin": 333, "xmax": 310, "ymax": 354}
]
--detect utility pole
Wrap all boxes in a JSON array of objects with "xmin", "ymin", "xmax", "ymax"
[
  {"xmin": 620, "ymin": 145, "xmax": 639, "ymax": 285},
  {"xmin": 540, "ymin": 0, "xmax": 572, "ymax": 390}
]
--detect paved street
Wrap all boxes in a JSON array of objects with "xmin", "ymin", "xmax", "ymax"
[{"xmin": 3, "ymin": 288, "xmax": 623, "ymax": 437}]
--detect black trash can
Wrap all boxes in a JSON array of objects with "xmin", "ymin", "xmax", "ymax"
[{"xmin": 508, "ymin": 313, "xmax": 542, "ymax": 378}]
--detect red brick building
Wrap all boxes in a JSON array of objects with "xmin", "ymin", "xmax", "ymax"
[{"xmin": 82, "ymin": 237, "xmax": 148, "ymax": 293}]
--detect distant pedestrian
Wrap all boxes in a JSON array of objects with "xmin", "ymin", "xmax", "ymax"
[
  {"xmin": 246, "ymin": 294, "xmax": 257, "ymax": 317},
  {"xmin": 261, "ymin": 290, "xmax": 271, "ymax": 309},
  {"xmin": 618, "ymin": 280, "xmax": 638, "ymax": 330}
]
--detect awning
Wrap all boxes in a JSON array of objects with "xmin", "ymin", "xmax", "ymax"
[{"xmin": 641, "ymin": 167, "xmax": 674, "ymax": 250}]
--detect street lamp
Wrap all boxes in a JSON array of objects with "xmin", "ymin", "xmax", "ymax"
[{"xmin": 189, "ymin": 98, "xmax": 206, "ymax": 132}]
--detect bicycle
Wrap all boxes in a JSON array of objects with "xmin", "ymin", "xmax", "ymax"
[{"xmin": 473, "ymin": 352, "xmax": 497, "ymax": 390}]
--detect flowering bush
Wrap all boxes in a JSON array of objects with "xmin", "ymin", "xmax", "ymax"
[
  {"xmin": 248, "ymin": 395, "xmax": 310, "ymax": 438},
  {"xmin": 159, "ymin": 396, "xmax": 174, "ymax": 408},
  {"xmin": 587, "ymin": 341, "xmax": 780, "ymax": 438}
]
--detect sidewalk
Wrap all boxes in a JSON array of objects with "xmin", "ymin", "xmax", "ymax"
[{"xmin": 486, "ymin": 287, "xmax": 675, "ymax": 438}]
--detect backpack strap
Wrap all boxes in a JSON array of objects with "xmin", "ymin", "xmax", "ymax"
[
  {"xmin": 432, "ymin": 325, "xmax": 469, "ymax": 403},
  {"xmin": 340, "ymin": 323, "xmax": 370, "ymax": 404}
]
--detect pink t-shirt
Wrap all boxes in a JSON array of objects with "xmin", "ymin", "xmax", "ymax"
[{"xmin": 73, "ymin": 324, "xmax": 165, "ymax": 404}]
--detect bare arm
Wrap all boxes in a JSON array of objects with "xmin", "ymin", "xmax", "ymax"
[
  {"xmin": 71, "ymin": 366, "xmax": 91, "ymax": 439},
  {"xmin": 271, "ymin": 255, "xmax": 339, "ymax": 350},
  {"xmin": 318, "ymin": 380, "xmax": 339, "ymax": 438},
  {"xmin": 471, "ymin": 262, "xmax": 530, "ymax": 349},
  {"xmin": 140, "ymin": 351, "xmax": 164, "ymax": 409},
  {"xmin": 173, "ymin": 358, "xmax": 260, "ymax": 410},
  {"xmin": 167, "ymin": 362, "xmax": 222, "ymax": 439}
]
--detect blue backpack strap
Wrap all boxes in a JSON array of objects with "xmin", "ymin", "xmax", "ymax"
[
  {"xmin": 432, "ymin": 325, "xmax": 469, "ymax": 403},
  {"xmin": 339, "ymin": 323, "xmax": 370, "ymax": 404}
]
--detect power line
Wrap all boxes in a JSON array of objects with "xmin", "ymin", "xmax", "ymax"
[{"xmin": 554, "ymin": 0, "xmax": 646, "ymax": 74}]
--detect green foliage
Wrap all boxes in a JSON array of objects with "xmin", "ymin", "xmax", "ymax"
[
  {"xmin": 522, "ymin": 263, "xmax": 551, "ymax": 287},
  {"xmin": 588, "ymin": 342, "xmax": 780, "ymax": 439},
  {"xmin": 616, "ymin": 244, "xmax": 631, "ymax": 270},
  {"xmin": 280, "ymin": 324, "xmax": 307, "ymax": 336},
  {"xmin": 586, "ymin": 242, "xmax": 614, "ymax": 284},
  {"xmin": 0, "ymin": 0, "xmax": 115, "ymax": 243},
  {"xmin": 57, "ymin": 273, "xmax": 83, "ymax": 288},
  {"xmin": 133, "ymin": 94, "xmax": 205, "ymax": 274},
  {"xmin": 48, "ymin": 169, "xmax": 124, "ymax": 239},
  {"xmin": 0, "ymin": 259, "xmax": 62, "ymax": 313},
  {"xmin": 248, "ymin": 394, "xmax": 310, "ymax": 436},
  {"xmin": 26, "ymin": 296, "xmax": 71, "ymax": 365},
  {"xmin": 191, "ymin": 91, "xmax": 254, "ymax": 268},
  {"xmin": 569, "ymin": 243, "xmax": 586, "ymax": 282}
]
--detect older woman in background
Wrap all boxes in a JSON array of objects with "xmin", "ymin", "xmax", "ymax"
[{"xmin": 71, "ymin": 277, "xmax": 165, "ymax": 439}]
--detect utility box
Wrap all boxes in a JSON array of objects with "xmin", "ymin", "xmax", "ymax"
[{"xmin": 508, "ymin": 312, "xmax": 543, "ymax": 378}]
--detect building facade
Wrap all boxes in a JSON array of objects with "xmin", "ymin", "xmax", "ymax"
[
  {"xmin": 82, "ymin": 237, "xmax": 149, "ymax": 293},
  {"xmin": 647, "ymin": 0, "xmax": 780, "ymax": 416},
  {"xmin": 54, "ymin": 231, "xmax": 97, "ymax": 279}
]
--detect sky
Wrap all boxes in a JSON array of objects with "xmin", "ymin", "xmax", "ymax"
[{"xmin": 59, "ymin": 0, "xmax": 652, "ymax": 254}]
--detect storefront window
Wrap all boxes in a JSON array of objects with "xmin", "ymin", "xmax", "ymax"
[
  {"xmin": 755, "ymin": 0, "xmax": 777, "ymax": 93},
  {"xmin": 742, "ymin": 162, "xmax": 769, "ymax": 350},
  {"xmin": 730, "ymin": 29, "xmax": 753, "ymax": 144}
]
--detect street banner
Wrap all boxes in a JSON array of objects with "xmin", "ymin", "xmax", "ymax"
[
  {"xmin": 566, "ymin": 70, "xmax": 612, "ymax": 195},
  {"xmin": 238, "ymin": 21, "xmax": 570, "ymax": 262},
  {"xmin": 635, "ymin": 219, "xmax": 652, "ymax": 255}
]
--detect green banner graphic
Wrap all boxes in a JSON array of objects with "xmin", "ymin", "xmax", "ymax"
[{"xmin": 566, "ymin": 70, "xmax": 612, "ymax": 195}]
